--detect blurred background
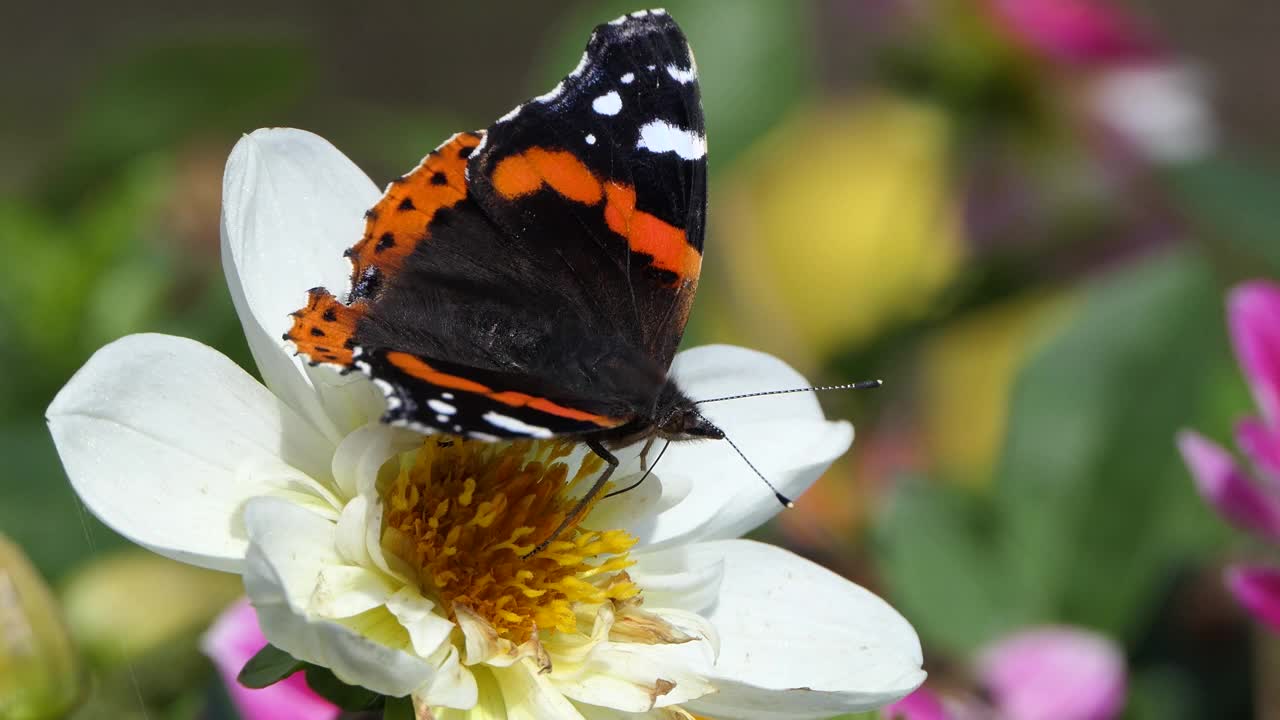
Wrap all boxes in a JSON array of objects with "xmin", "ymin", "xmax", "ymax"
[{"xmin": 2, "ymin": 1, "xmax": 1278, "ymax": 718}]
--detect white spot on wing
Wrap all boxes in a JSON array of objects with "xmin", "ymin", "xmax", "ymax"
[
  {"xmin": 630, "ymin": 9, "xmax": 649, "ymax": 18},
  {"xmin": 636, "ymin": 120, "xmax": 707, "ymax": 160},
  {"xmin": 592, "ymin": 91, "xmax": 622, "ymax": 116},
  {"xmin": 483, "ymin": 411, "xmax": 553, "ymax": 438},
  {"xmin": 652, "ymin": 8, "xmax": 667, "ymax": 15},
  {"xmin": 442, "ymin": 392, "xmax": 454, "ymax": 400},
  {"xmin": 621, "ymin": 72, "xmax": 635, "ymax": 84},
  {"xmin": 428, "ymin": 399, "xmax": 457, "ymax": 415},
  {"xmin": 436, "ymin": 414, "xmax": 449, "ymax": 423},
  {"xmin": 469, "ymin": 431, "xmax": 501, "ymax": 442},
  {"xmin": 585, "ymin": 133, "xmax": 597, "ymax": 145},
  {"xmin": 666, "ymin": 65, "xmax": 696, "ymax": 84}
]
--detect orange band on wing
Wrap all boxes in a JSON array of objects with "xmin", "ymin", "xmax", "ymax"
[
  {"xmin": 603, "ymin": 182, "xmax": 702, "ymax": 282},
  {"xmin": 385, "ymin": 352, "xmax": 620, "ymax": 428},
  {"xmin": 492, "ymin": 148, "xmax": 603, "ymax": 205},
  {"xmin": 489, "ymin": 147, "xmax": 701, "ymax": 285},
  {"xmin": 486, "ymin": 391, "xmax": 616, "ymax": 425},
  {"xmin": 386, "ymin": 352, "xmax": 491, "ymax": 394}
]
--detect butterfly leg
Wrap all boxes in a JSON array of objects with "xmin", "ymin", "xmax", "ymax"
[
  {"xmin": 638, "ymin": 435, "xmax": 657, "ymax": 472},
  {"xmin": 523, "ymin": 438, "xmax": 619, "ymax": 559}
]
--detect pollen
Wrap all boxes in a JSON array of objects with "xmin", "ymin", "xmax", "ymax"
[{"xmin": 381, "ymin": 436, "xmax": 639, "ymax": 644}]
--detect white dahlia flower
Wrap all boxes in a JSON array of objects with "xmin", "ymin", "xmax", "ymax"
[{"xmin": 47, "ymin": 129, "xmax": 924, "ymax": 719}]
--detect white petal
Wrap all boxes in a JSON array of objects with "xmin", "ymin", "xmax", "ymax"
[
  {"xmin": 628, "ymin": 545, "xmax": 725, "ymax": 614},
  {"xmin": 221, "ymin": 128, "xmax": 383, "ymax": 442},
  {"xmin": 493, "ymin": 662, "xmax": 586, "ymax": 720},
  {"xmin": 414, "ymin": 643, "xmax": 479, "ymax": 710},
  {"xmin": 552, "ymin": 641, "xmax": 715, "ymax": 712},
  {"xmin": 243, "ymin": 497, "xmax": 433, "ymax": 696},
  {"xmin": 310, "ymin": 565, "xmax": 397, "ymax": 619},
  {"xmin": 46, "ymin": 333, "xmax": 334, "ymax": 572},
  {"xmin": 662, "ymin": 345, "xmax": 854, "ymax": 542},
  {"xmin": 577, "ymin": 706, "xmax": 696, "ymax": 720},
  {"xmin": 590, "ymin": 469, "xmax": 722, "ymax": 552},
  {"xmin": 426, "ymin": 666, "xmax": 502, "ymax": 718},
  {"xmin": 384, "ymin": 587, "xmax": 456, "ymax": 658},
  {"xmin": 332, "ymin": 422, "xmax": 419, "ymax": 500},
  {"xmin": 684, "ymin": 540, "xmax": 923, "ymax": 719}
]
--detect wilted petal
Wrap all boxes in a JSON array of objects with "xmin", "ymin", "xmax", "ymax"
[
  {"xmin": 661, "ymin": 345, "xmax": 854, "ymax": 544},
  {"xmin": 684, "ymin": 540, "xmax": 923, "ymax": 720},
  {"xmin": 977, "ymin": 627, "xmax": 1126, "ymax": 720},
  {"xmin": 1228, "ymin": 281, "xmax": 1280, "ymax": 427},
  {"xmin": 201, "ymin": 599, "xmax": 340, "ymax": 720},
  {"xmin": 221, "ymin": 128, "xmax": 384, "ymax": 442},
  {"xmin": 1225, "ymin": 564, "xmax": 1280, "ymax": 634},
  {"xmin": 1177, "ymin": 430, "xmax": 1280, "ymax": 540},
  {"xmin": 883, "ymin": 687, "xmax": 950, "ymax": 720},
  {"xmin": 47, "ymin": 333, "xmax": 334, "ymax": 572}
]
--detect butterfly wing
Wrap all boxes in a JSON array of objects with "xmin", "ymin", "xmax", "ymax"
[
  {"xmin": 285, "ymin": 10, "xmax": 706, "ymax": 439},
  {"xmin": 468, "ymin": 8, "xmax": 706, "ymax": 368}
]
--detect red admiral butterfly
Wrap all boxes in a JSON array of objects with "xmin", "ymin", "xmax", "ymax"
[{"xmin": 285, "ymin": 9, "xmax": 732, "ymax": 547}]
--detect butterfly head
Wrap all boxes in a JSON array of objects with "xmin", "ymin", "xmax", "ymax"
[{"xmin": 653, "ymin": 383, "xmax": 723, "ymax": 441}]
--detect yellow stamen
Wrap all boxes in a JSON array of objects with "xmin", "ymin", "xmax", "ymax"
[{"xmin": 382, "ymin": 437, "xmax": 638, "ymax": 643}]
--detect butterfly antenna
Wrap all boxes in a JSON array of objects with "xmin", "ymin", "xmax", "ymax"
[
  {"xmin": 694, "ymin": 409, "xmax": 795, "ymax": 508},
  {"xmin": 695, "ymin": 379, "xmax": 882, "ymax": 405}
]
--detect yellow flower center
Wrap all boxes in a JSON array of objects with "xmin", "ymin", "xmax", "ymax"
[{"xmin": 381, "ymin": 437, "xmax": 639, "ymax": 644}]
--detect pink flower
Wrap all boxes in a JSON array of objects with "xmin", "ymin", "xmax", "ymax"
[
  {"xmin": 977, "ymin": 627, "xmax": 1126, "ymax": 720},
  {"xmin": 1178, "ymin": 280, "xmax": 1280, "ymax": 633},
  {"xmin": 883, "ymin": 687, "xmax": 951, "ymax": 720},
  {"xmin": 201, "ymin": 599, "xmax": 340, "ymax": 720},
  {"xmin": 985, "ymin": 0, "xmax": 1162, "ymax": 67}
]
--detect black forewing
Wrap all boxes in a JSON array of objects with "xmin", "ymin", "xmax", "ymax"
[{"xmin": 467, "ymin": 8, "xmax": 706, "ymax": 369}]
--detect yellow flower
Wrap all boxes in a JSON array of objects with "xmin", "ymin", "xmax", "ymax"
[
  {"xmin": 717, "ymin": 96, "xmax": 964, "ymax": 365},
  {"xmin": 918, "ymin": 293, "xmax": 1074, "ymax": 484}
]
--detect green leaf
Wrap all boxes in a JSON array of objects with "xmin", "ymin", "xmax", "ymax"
[
  {"xmin": 383, "ymin": 696, "xmax": 415, "ymax": 720},
  {"xmin": 992, "ymin": 251, "xmax": 1234, "ymax": 639},
  {"xmin": 875, "ymin": 250, "xmax": 1238, "ymax": 654},
  {"xmin": 875, "ymin": 477, "xmax": 1029, "ymax": 652},
  {"xmin": 236, "ymin": 644, "xmax": 304, "ymax": 689},
  {"xmin": 304, "ymin": 666, "xmax": 385, "ymax": 711},
  {"xmin": 1169, "ymin": 156, "xmax": 1280, "ymax": 275}
]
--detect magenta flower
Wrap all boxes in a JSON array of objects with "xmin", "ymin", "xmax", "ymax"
[
  {"xmin": 985, "ymin": 0, "xmax": 1161, "ymax": 67},
  {"xmin": 201, "ymin": 599, "xmax": 340, "ymax": 720},
  {"xmin": 883, "ymin": 687, "xmax": 951, "ymax": 720},
  {"xmin": 1178, "ymin": 280, "xmax": 1280, "ymax": 634},
  {"xmin": 976, "ymin": 627, "xmax": 1127, "ymax": 720}
]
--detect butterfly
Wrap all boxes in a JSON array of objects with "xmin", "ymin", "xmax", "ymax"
[{"xmin": 284, "ymin": 9, "xmax": 721, "ymax": 549}]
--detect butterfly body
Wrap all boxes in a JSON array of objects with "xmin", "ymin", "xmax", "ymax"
[{"xmin": 285, "ymin": 9, "xmax": 710, "ymax": 456}]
